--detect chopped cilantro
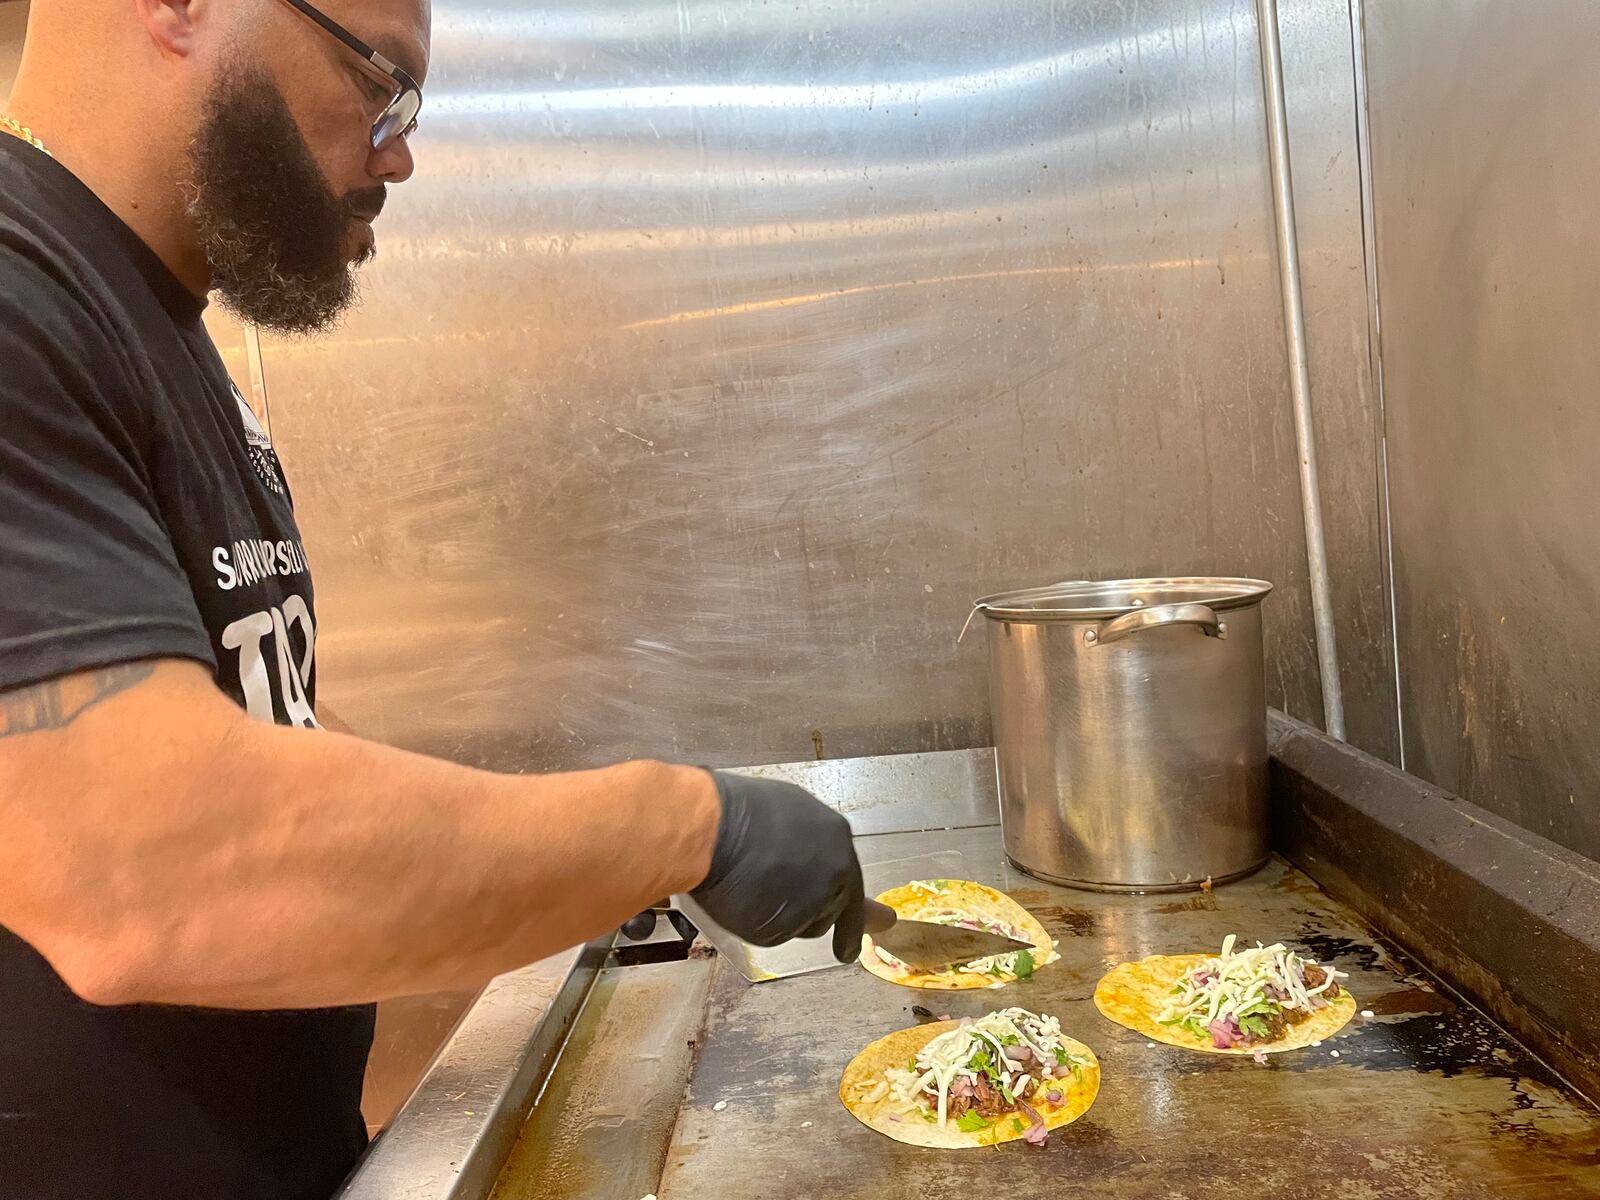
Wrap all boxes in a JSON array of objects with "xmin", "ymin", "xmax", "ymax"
[
  {"xmin": 999, "ymin": 1033, "xmax": 1021, "ymax": 1046},
  {"xmin": 1052, "ymin": 1046, "xmax": 1068, "ymax": 1065},
  {"xmin": 921, "ymin": 1110, "xmax": 937, "ymax": 1123},
  {"xmin": 998, "ymin": 1079, "xmax": 1016, "ymax": 1105},
  {"xmin": 1012, "ymin": 1118, "xmax": 1025, "ymax": 1134},
  {"xmin": 1014, "ymin": 950, "xmax": 1036, "ymax": 978},
  {"xmin": 1071, "ymin": 1063, "xmax": 1084, "ymax": 1083},
  {"xmin": 969, "ymin": 1047, "xmax": 993, "ymax": 1072},
  {"xmin": 956, "ymin": 1111, "xmax": 988, "ymax": 1133},
  {"xmin": 906, "ymin": 1058, "xmax": 919, "ymax": 1073},
  {"xmin": 1238, "ymin": 1014, "xmax": 1271, "ymax": 1038},
  {"xmin": 929, "ymin": 880, "xmax": 948, "ymax": 890}
]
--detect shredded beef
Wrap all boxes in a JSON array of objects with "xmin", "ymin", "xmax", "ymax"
[
  {"xmin": 971, "ymin": 1075, "xmax": 1012, "ymax": 1117},
  {"xmin": 1303, "ymin": 963, "xmax": 1342, "ymax": 998},
  {"xmin": 1239, "ymin": 965, "xmax": 1342, "ymax": 1045}
]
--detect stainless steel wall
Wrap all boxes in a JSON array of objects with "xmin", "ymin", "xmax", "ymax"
[
  {"xmin": 0, "ymin": 2, "xmax": 25, "ymax": 86},
  {"xmin": 257, "ymin": 0, "xmax": 1389, "ymax": 771},
  {"xmin": 3, "ymin": 0, "xmax": 1394, "ymax": 773},
  {"xmin": 1364, "ymin": 1, "xmax": 1600, "ymax": 859}
]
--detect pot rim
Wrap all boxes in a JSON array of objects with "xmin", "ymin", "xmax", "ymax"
[{"xmin": 974, "ymin": 576, "xmax": 1274, "ymax": 623}]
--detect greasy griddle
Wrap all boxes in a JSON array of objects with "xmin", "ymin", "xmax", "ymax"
[{"xmin": 655, "ymin": 827, "xmax": 1600, "ymax": 1199}]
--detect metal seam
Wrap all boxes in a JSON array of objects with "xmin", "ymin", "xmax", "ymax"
[
  {"xmin": 1253, "ymin": 0, "xmax": 1347, "ymax": 741},
  {"xmin": 1347, "ymin": 0, "xmax": 1406, "ymax": 768},
  {"xmin": 242, "ymin": 321, "xmax": 271, "ymax": 440}
]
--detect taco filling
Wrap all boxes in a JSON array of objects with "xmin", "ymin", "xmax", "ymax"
[
  {"xmin": 873, "ymin": 1008, "xmax": 1091, "ymax": 1144},
  {"xmin": 866, "ymin": 880, "xmax": 1045, "ymax": 982},
  {"xmin": 1157, "ymin": 934, "xmax": 1348, "ymax": 1049}
]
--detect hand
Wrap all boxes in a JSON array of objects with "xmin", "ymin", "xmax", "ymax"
[{"xmin": 689, "ymin": 771, "xmax": 866, "ymax": 962}]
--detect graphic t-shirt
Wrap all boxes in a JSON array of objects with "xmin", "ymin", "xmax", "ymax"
[{"xmin": 0, "ymin": 136, "xmax": 373, "ymax": 1199}]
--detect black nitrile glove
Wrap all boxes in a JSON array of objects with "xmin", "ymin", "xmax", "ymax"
[{"xmin": 689, "ymin": 771, "xmax": 866, "ymax": 962}]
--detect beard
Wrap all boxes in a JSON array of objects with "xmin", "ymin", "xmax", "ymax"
[{"xmin": 184, "ymin": 61, "xmax": 383, "ymax": 336}]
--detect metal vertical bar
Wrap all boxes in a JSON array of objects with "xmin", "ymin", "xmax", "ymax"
[
  {"xmin": 1253, "ymin": 0, "xmax": 1347, "ymax": 740},
  {"xmin": 1347, "ymin": 0, "xmax": 1405, "ymax": 767}
]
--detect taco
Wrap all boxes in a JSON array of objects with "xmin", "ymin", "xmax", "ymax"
[
  {"xmin": 859, "ymin": 879, "xmax": 1058, "ymax": 989},
  {"xmin": 839, "ymin": 1007, "xmax": 1099, "ymax": 1148},
  {"xmin": 1095, "ymin": 934, "xmax": 1357, "ymax": 1054}
]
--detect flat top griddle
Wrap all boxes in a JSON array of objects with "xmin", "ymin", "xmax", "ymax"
[
  {"xmin": 543, "ymin": 826, "xmax": 1600, "ymax": 1199},
  {"xmin": 344, "ymin": 741, "xmax": 1600, "ymax": 1200}
]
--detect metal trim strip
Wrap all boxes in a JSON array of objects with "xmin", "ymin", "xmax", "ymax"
[{"xmin": 336, "ymin": 938, "xmax": 609, "ymax": 1200}]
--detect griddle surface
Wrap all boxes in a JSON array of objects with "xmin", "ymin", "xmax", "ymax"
[{"xmin": 658, "ymin": 828, "xmax": 1600, "ymax": 1199}]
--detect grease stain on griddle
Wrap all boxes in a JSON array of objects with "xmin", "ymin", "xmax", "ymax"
[
  {"xmin": 1291, "ymin": 931, "xmax": 1384, "ymax": 972},
  {"xmin": 1365, "ymin": 985, "xmax": 1451, "ymax": 1019},
  {"xmin": 1363, "ymin": 1008, "xmax": 1517, "ymax": 1080},
  {"xmin": 1153, "ymin": 895, "xmax": 1219, "ymax": 914},
  {"xmin": 1006, "ymin": 887, "xmax": 1099, "ymax": 936},
  {"xmin": 1272, "ymin": 868, "xmax": 1324, "ymax": 895},
  {"xmin": 1037, "ymin": 905, "xmax": 1099, "ymax": 937}
]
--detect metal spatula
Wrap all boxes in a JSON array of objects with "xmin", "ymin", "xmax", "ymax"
[
  {"xmin": 679, "ymin": 851, "xmax": 979, "ymax": 982},
  {"xmin": 862, "ymin": 899, "xmax": 1035, "ymax": 972}
]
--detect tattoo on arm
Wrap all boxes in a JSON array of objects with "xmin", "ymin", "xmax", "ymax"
[{"xmin": 0, "ymin": 662, "xmax": 157, "ymax": 739}]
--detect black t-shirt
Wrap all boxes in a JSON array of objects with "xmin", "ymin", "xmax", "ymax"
[{"xmin": 0, "ymin": 137, "xmax": 373, "ymax": 1199}]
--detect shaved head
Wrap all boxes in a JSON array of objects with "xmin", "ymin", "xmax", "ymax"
[{"xmin": 6, "ymin": 0, "xmax": 431, "ymax": 330}]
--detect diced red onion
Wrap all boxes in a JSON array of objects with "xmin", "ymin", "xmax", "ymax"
[
  {"xmin": 1018, "ymin": 1100, "xmax": 1048, "ymax": 1146},
  {"xmin": 1208, "ymin": 1017, "xmax": 1245, "ymax": 1049},
  {"xmin": 1045, "ymin": 1089, "xmax": 1063, "ymax": 1104}
]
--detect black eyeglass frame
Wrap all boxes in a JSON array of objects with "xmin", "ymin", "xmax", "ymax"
[{"xmin": 276, "ymin": 0, "xmax": 422, "ymax": 150}]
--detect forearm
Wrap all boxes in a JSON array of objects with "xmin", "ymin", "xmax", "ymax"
[{"xmin": 0, "ymin": 662, "xmax": 718, "ymax": 1009}]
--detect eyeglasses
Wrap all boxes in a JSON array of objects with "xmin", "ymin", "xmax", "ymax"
[{"xmin": 275, "ymin": 0, "xmax": 422, "ymax": 151}]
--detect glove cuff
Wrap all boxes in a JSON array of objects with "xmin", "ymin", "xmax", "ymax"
[{"xmin": 693, "ymin": 768, "xmax": 742, "ymax": 895}]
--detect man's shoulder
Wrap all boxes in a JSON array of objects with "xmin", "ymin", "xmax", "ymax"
[
  {"xmin": 0, "ymin": 146, "xmax": 145, "ymax": 342},
  {"xmin": 0, "ymin": 199, "xmax": 144, "ymax": 431},
  {"xmin": 0, "ymin": 229, "xmax": 122, "ymax": 378}
]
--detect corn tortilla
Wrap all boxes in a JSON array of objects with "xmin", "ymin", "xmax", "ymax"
[
  {"xmin": 859, "ymin": 879, "xmax": 1058, "ymax": 990},
  {"xmin": 838, "ymin": 1019, "xmax": 1100, "ymax": 1148},
  {"xmin": 1094, "ymin": 951, "xmax": 1357, "ymax": 1054}
]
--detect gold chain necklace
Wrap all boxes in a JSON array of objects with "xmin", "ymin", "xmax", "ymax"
[{"xmin": 0, "ymin": 114, "xmax": 52, "ymax": 158}]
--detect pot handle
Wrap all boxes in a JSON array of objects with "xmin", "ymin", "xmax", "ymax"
[{"xmin": 1087, "ymin": 602, "xmax": 1224, "ymax": 645}]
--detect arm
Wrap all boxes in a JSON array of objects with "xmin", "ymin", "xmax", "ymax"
[
  {"xmin": 0, "ymin": 658, "xmax": 720, "ymax": 1010},
  {"xmin": 0, "ymin": 273, "xmax": 862, "ymax": 1014}
]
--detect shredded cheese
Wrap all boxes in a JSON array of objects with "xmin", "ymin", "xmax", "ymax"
[
  {"xmin": 882, "ymin": 1007, "xmax": 1087, "ymax": 1127},
  {"xmin": 1156, "ymin": 935, "xmax": 1347, "ymax": 1038}
]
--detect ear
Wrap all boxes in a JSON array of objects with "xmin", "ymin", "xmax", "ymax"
[{"xmin": 132, "ymin": 0, "xmax": 206, "ymax": 58}]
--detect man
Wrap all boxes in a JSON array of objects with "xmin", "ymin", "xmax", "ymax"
[{"xmin": 0, "ymin": 2, "xmax": 867, "ymax": 1198}]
